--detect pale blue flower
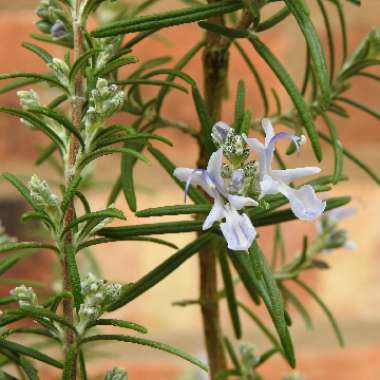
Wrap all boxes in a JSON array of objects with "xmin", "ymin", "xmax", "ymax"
[
  {"xmin": 174, "ymin": 149, "xmax": 258, "ymax": 251},
  {"xmin": 245, "ymin": 118, "xmax": 325, "ymax": 221}
]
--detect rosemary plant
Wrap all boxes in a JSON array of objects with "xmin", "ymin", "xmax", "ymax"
[{"xmin": 0, "ymin": 0, "xmax": 378, "ymax": 379}]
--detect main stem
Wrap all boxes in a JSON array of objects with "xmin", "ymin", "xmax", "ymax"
[
  {"xmin": 62, "ymin": 0, "xmax": 83, "ymax": 377},
  {"xmin": 198, "ymin": 1, "xmax": 230, "ymax": 378}
]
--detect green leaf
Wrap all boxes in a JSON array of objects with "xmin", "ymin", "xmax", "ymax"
[
  {"xmin": 295, "ymin": 279, "xmax": 344, "ymax": 347},
  {"xmin": 35, "ymin": 144, "xmax": 58, "ymax": 166},
  {"xmin": 238, "ymin": 302, "xmax": 281, "ymax": 349},
  {"xmin": 78, "ymin": 147, "xmax": 147, "ymax": 170},
  {"xmin": 0, "ymin": 78, "xmax": 40, "ymax": 95},
  {"xmin": 218, "ymin": 247, "xmax": 242, "ymax": 339},
  {"xmin": 28, "ymin": 106, "xmax": 85, "ymax": 148},
  {"xmin": 320, "ymin": 113, "xmax": 343, "ymax": 184},
  {"xmin": 0, "ymin": 72, "xmax": 66, "ymax": 90},
  {"xmin": 121, "ymin": 142, "xmax": 143, "ymax": 212},
  {"xmin": 281, "ymin": 285, "xmax": 313, "ymax": 330},
  {"xmin": 64, "ymin": 243, "xmax": 83, "ymax": 311},
  {"xmin": 62, "ymin": 208, "xmax": 125, "ymax": 237},
  {"xmin": 91, "ymin": 0, "xmax": 243, "ymax": 37},
  {"xmin": 316, "ymin": 0, "xmax": 335, "ymax": 80},
  {"xmin": 0, "ymin": 340, "xmax": 63, "ymax": 369},
  {"xmin": 81, "ymin": 334, "xmax": 207, "ymax": 371},
  {"xmin": 61, "ymin": 176, "xmax": 82, "ymax": 214},
  {"xmin": 96, "ymin": 132, "xmax": 173, "ymax": 150},
  {"xmin": 69, "ymin": 49, "xmax": 101, "ymax": 83},
  {"xmin": 318, "ymin": 132, "xmax": 380, "ymax": 184},
  {"xmin": 22, "ymin": 42, "xmax": 53, "ymax": 64},
  {"xmin": 256, "ymin": 7, "xmax": 291, "ymax": 32},
  {"xmin": 2, "ymin": 173, "xmax": 36, "ymax": 209},
  {"xmin": 234, "ymin": 41, "xmax": 269, "ymax": 115},
  {"xmin": 88, "ymin": 319, "xmax": 148, "ymax": 334},
  {"xmin": 250, "ymin": 243, "xmax": 295, "ymax": 367},
  {"xmin": 148, "ymin": 146, "xmax": 208, "ymax": 204},
  {"xmin": 30, "ymin": 33, "xmax": 73, "ymax": 48},
  {"xmin": 6, "ymin": 305, "xmax": 76, "ymax": 333},
  {"xmin": 99, "ymin": 220, "xmax": 204, "ymax": 239},
  {"xmin": 96, "ymin": 56, "xmax": 139, "ymax": 77},
  {"xmin": 107, "ymin": 234, "xmax": 213, "ymax": 310},
  {"xmin": 155, "ymin": 41, "xmax": 204, "ymax": 113},
  {"xmin": 135, "ymin": 204, "xmax": 210, "ymax": 217},
  {"xmin": 337, "ymin": 96, "xmax": 380, "ymax": 121},
  {"xmin": 0, "ymin": 241, "xmax": 57, "ymax": 254},
  {"xmin": 0, "ymin": 108, "xmax": 65, "ymax": 150},
  {"xmin": 248, "ymin": 34, "xmax": 322, "ymax": 161},
  {"xmin": 198, "ymin": 21, "xmax": 248, "ymax": 38},
  {"xmin": 192, "ymin": 86, "xmax": 215, "ymax": 157},
  {"xmin": 78, "ymin": 236, "xmax": 178, "ymax": 251},
  {"xmin": 228, "ymin": 250, "xmax": 261, "ymax": 305},
  {"xmin": 0, "ymin": 252, "xmax": 33, "ymax": 276},
  {"xmin": 223, "ymin": 337, "xmax": 242, "ymax": 374},
  {"xmin": 283, "ymin": 0, "xmax": 331, "ymax": 105},
  {"xmin": 234, "ymin": 80, "xmax": 246, "ymax": 131},
  {"xmin": 119, "ymin": 78, "xmax": 188, "ymax": 93}
]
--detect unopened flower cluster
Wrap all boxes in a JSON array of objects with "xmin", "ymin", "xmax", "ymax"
[
  {"xmin": 77, "ymin": 273, "xmax": 122, "ymax": 332},
  {"xmin": 0, "ymin": 220, "xmax": 17, "ymax": 245},
  {"xmin": 35, "ymin": 0, "xmax": 70, "ymax": 40},
  {"xmin": 29, "ymin": 174, "xmax": 62, "ymax": 223},
  {"xmin": 10, "ymin": 285, "xmax": 39, "ymax": 308},
  {"xmin": 316, "ymin": 207, "xmax": 356, "ymax": 252},
  {"xmin": 174, "ymin": 119, "xmax": 326, "ymax": 251},
  {"xmin": 104, "ymin": 367, "xmax": 128, "ymax": 380},
  {"xmin": 84, "ymin": 78, "xmax": 125, "ymax": 146}
]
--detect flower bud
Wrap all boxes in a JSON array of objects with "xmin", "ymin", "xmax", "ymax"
[
  {"xmin": 10, "ymin": 285, "xmax": 38, "ymax": 307},
  {"xmin": 35, "ymin": 20, "xmax": 52, "ymax": 33},
  {"xmin": 49, "ymin": 58, "xmax": 70, "ymax": 87},
  {"xmin": 17, "ymin": 90, "xmax": 41, "ymax": 110},
  {"xmin": 283, "ymin": 371, "xmax": 304, "ymax": 380},
  {"xmin": 0, "ymin": 220, "xmax": 17, "ymax": 245},
  {"xmin": 50, "ymin": 19, "xmax": 67, "ymax": 38},
  {"xmin": 29, "ymin": 175, "xmax": 60, "ymax": 210},
  {"xmin": 104, "ymin": 367, "xmax": 128, "ymax": 380},
  {"xmin": 211, "ymin": 121, "xmax": 232, "ymax": 146},
  {"xmin": 243, "ymin": 160, "xmax": 259, "ymax": 177}
]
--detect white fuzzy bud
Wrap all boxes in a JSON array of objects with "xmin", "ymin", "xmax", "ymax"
[
  {"xmin": 17, "ymin": 90, "xmax": 41, "ymax": 110},
  {"xmin": 10, "ymin": 285, "xmax": 38, "ymax": 307},
  {"xmin": 104, "ymin": 367, "xmax": 128, "ymax": 380}
]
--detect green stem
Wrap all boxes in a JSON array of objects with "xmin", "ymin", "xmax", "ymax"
[{"xmin": 62, "ymin": 1, "xmax": 84, "ymax": 378}]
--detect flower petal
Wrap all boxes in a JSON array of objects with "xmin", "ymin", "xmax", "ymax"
[
  {"xmin": 280, "ymin": 184, "xmax": 326, "ymax": 221},
  {"xmin": 206, "ymin": 148, "xmax": 226, "ymax": 195},
  {"xmin": 202, "ymin": 199, "xmax": 224, "ymax": 230},
  {"xmin": 173, "ymin": 168, "xmax": 214, "ymax": 199},
  {"xmin": 211, "ymin": 121, "xmax": 231, "ymax": 145},
  {"xmin": 328, "ymin": 207, "xmax": 357, "ymax": 223},
  {"xmin": 220, "ymin": 208, "xmax": 256, "ymax": 251},
  {"xmin": 271, "ymin": 167, "xmax": 321, "ymax": 184},
  {"xmin": 260, "ymin": 174, "xmax": 280, "ymax": 197},
  {"xmin": 228, "ymin": 194, "xmax": 258, "ymax": 210},
  {"xmin": 262, "ymin": 118, "xmax": 275, "ymax": 146}
]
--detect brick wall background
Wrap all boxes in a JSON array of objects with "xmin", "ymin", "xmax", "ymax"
[{"xmin": 0, "ymin": 1, "xmax": 379, "ymax": 379}]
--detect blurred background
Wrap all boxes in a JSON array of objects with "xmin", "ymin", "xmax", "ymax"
[{"xmin": 0, "ymin": 1, "xmax": 379, "ymax": 379}]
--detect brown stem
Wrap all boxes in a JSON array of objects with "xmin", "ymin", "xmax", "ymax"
[
  {"xmin": 197, "ymin": 1, "xmax": 232, "ymax": 378},
  {"xmin": 198, "ymin": 5, "xmax": 255, "ymax": 377},
  {"xmin": 62, "ymin": 1, "xmax": 83, "ymax": 378}
]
